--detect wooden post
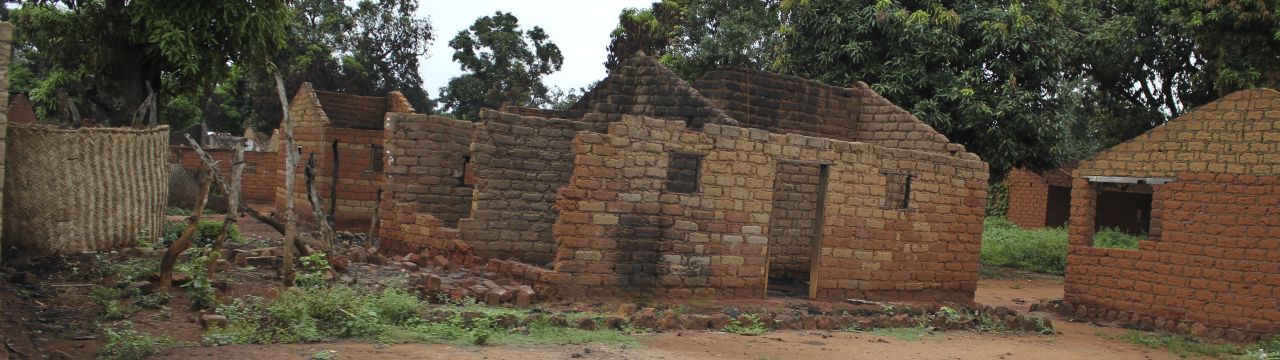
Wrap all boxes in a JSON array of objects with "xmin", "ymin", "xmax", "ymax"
[
  {"xmin": 276, "ymin": 73, "xmax": 298, "ymax": 286},
  {"xmin": 367, "ymin": 188, "xmax": 382, "ymax": 247},
  {"xmin": 182, "ymin": 134, "xmax": 303, "ymax": 250},
  {"xmin": 807, "ymin": 164, "xmax": 830, "ymax": 300},
  {"xmin": 305, "ymin": 152, "xmax": 336, "ymax": 251},
  {"xmin": 329, "ymin": 139, "xmax": 339, "ymax": 222},
  {"xmin": 208, "ymin": 139, "xmax": 245, "ymax": 277},
  {"xmin": 159, "ymin": 169, "xmax": 214, "ymax": 289}
]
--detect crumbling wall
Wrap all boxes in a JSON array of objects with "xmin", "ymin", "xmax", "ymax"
[
  {"xmin": 170, "ymin": 146, "xmax": 278, "ymax": 204},
  {"xmin": 571, "ymin": 55, "xmax": 737, "ymax": 128},
  {"xmin": 379, "ymin": 113, "xmax": 474, "ymax": 254},
  {"xmin": 693, "ymin": 69, "xmax": 959, "ymax": 155},
  {"xmin": 548, "ymin": 116, "xmax": 987, "ymax": 301},
  {"xmin": 4, "ymin": 125, "xmax": 169, "ymax": 253},
  {"xmin": 462, "ymin": 110, "xmax": 607, "ymax": 264}
]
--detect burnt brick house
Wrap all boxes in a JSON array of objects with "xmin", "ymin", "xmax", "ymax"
[
  {"xmin": 1063, "ymin": 89, "xmax": 1280, "ymax": 340},
  {"xmin": 379, "ymin": 55, "xmax": 989, "ymax": 302}
]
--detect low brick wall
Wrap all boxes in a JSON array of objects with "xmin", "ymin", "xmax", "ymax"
[{"xmin": 170, "ymin": 146, "xmax": 278, "ymax": 204}]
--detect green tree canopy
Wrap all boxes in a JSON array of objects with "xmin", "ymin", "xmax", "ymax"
[
  {"xmin": 606, "ymin": 0, "xmax": 782, "ymax": 80},
  {"xmin": 437, "ymin": 11, "xmax": 564, "ymax": 120}
]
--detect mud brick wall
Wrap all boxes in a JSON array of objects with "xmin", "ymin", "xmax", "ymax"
[
  {"xmin": 693, "ymin": 69, "xmax": 958, "ymax": 155},
  {"xmin": 170, "ymin": 146, "xmax": 279, "ymax": 204},
  {"xmin": 571, "ymin": 54, "xmax": 737, "ymax": 128},
  {"xmin": 1004, "ymin": 168, "xmax": 1050, "ymax": 228},
  {"xmin": 378, "ymin": 113, "xmax": 474, "ymax": 253},
  {"xmin": 1076, "ymin": 89, "xmax": 1280, "ymax": 178},
  {"xmin": 1065, "ymin": 173, "xmax": 1280, "ymax": 340},
  {"xmin": 549, "ymin": 116, "xmax": 987, "ymax": 301},
  {"xmin": 767, "ymin": 161, "xmax": 821, "ymax": 278},
  {"xmin": 461, "ymin": 110, "xmax": 607, "ymax": 264}
]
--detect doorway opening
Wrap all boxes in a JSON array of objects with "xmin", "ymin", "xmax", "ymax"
[{"xmin": 765, "ymin": 161, "xmax": 828, "ymax": 298}]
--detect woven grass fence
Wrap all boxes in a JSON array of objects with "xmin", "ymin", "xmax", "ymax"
[{"xmin": 3, "ymin": 124, "xmax": 170, "ymax": 253}]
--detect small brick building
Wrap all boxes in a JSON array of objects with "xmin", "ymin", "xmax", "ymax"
[
  {"xmin": 1064, "ymin": 89, "xmax": 1280, "ymax": 340},
  {"xmin": 272, "ymin": 83, "xmax": 415, "ymax": 227},
  {"xmin": 1003, "ymin": 167, "xmax": 1074, "ymax": 229},
  {"xmin": 379, "ymin": 55, "xmax": 989, "ymax": 302}
]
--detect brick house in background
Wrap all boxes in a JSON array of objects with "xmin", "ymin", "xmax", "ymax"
[
  {"xmin": 379, "ymin": 55, "xmax": 989, "ymax": 302},
  {"xmin": 1003, "ymin": 166, "xmax": 1075, "ymax": 229},
  {"xmin": 274, "ymin": 83, "xmax": 415, "ymax": 227},
  {"xmin": 1064, "ymin": 89, "xmax": 1280, "ymax": 340}
]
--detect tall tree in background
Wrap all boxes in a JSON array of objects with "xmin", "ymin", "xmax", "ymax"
[
  {"xmin": 782, "ymin": 0, "xmax": 1078, "ymax": 176},
  {"xmin": 8, "ymin": 0, "xmax": 289, "ymax": 128},
  {"xmin": 437, "ymin": 11, "xmax": 564, "ymax": 120},
  {"xmin": 606, "ymin": 0, "xmax": 782, "ymax": 80}
]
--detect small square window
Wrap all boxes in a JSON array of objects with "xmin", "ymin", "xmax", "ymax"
[
  {"xmin": 666, "ymin": 152, "xmax": 702, "ymax": 194},
  {"xmin": 884, "ymin": 172, "xmax": 912, "ymax": 210},
  {"xmin": 369, "ymin": 145, "xmax": 384, "ymax": 172}
]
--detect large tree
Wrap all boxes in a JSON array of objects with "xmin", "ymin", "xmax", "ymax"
[
  {"xmin": 8, "ymin": 0, "xmax": 289, "ymax": 128},
  {"xmin": 437, "ymin": 11, "xmax": 564, "ymax": 120},
  {"xmin": 606, "ymin": 0, "xmax": 782, "ymax": 80}
]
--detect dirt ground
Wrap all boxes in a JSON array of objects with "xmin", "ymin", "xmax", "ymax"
[{"xmin": 0, "ymin": 211, "xmax": 1199, "ymax": 359}]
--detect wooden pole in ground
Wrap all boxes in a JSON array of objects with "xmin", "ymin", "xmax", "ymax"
[
  {"xmin": 208, "ymin": 139, "xmax": 245, "ymax": 277},
  {"xmin": 367, "ymin": 188, "xmax": 382, "ymax": 247},
  {"xmin": 329, "ymin": 139, "xmax": 339, "ymax": 223},
  {"xmin": 305, "ymin": 152, "xmax": 336, "ymax": 252},
  {"xmin": 159, "ymin": 169, "xmax": 214, "ymax": 289},
  {"xmin": 276, "ymin": 72, "xmax": 298, "ymax": 286}
]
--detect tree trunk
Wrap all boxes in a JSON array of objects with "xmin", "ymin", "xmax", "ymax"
[
  {"xmin": 159, "ymin": 170, "xmax": 214, "ymax": 289},
  {"xmin": 305, "ymin": 152, "xmax": 336, "ymax": 252},
  {"xmin": 277, "ymin": 73, "xmax": 298, "ymax": 286}
]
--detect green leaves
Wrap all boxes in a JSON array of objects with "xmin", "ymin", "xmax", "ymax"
[{"xmin": 438, "ymin": 12, "xmax": 564, "ymax": 120}]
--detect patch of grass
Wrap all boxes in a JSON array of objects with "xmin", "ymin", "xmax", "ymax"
[
  {"xmin": 132, "ymin": 291, "xmax": 171, "ymax": 309},
  {"xmin": 1115, "ymin": 331, "xmax": 1240, "ymax": 358},
  {"xmin": 1094, "ymin": 228, "xmax": 1145, "ymax": 250},
  {"xmin": 205, "ymin": 285, "xmax": 638, "ymax": 348},
  {"xmin": 869, "ymin": 326, "xmax": 934, "ymax": 341},
  {"xmin": 1238, "ymin": 336, "xmax": 1280, "ymax": 360},
  {"xmin": 166, "ymin": 207, "xmax": 193, "ymax": 216},
  {"xmin": 90, "ymin": 286, "xmax": 135, "ymax": 321},
  {"xmin": 981, "ymin": 217, "xmax": 1067, "ymax": 275},
  {"xmin": 97, "ymin": 322, "xmax": 178, "ymax": 360},
  {"xmin": 101, "ymin": 256, "xmax": 161, "ymax": 283}
]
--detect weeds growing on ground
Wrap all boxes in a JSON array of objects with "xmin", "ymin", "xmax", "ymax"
[
  {"xmin": 722, "ymin": 314, "xmax": 768, "ymax": 335},
  {"xmin": 1114, "ymin": 331, "xmax": 1240, "ymax": 358},
  {"xmin": 980, "ymin": 217, "xmax": 1068, "ymax": 274},
  {"xmin": 161, "ymin": 220, "xmax": 243, "ymax": 247},
  {"xmin": 97, "ymin": 322, "xmax": 177, "ymax": 360},
  {"xmin": 1093, "ymin": 228, "xmax": 1145, "ymax": 250},
  {"xmin": 90, "ymin": 286, "xmax": 135, "ymax": 321},
  {"xmin": 869, "ymin": 326, "xmax": 934, "ymax": 341}
]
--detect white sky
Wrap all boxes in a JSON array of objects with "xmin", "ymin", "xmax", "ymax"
[{"xmin": 418, "ymin": 0, "xmax": 656, "ymax": 97}]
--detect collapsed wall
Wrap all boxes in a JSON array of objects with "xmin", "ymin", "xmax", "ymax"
[
  {"xmin": 378, "ymin": 113, "xmax": 474, "ymax": 255},
  {"xmin": 461, "ymin": 110, "xmax": 608, "ymax": 264}
]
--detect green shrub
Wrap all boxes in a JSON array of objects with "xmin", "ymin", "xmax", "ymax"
[
  {"xmin": 981, "ymin": 217, "xmax": 1068, "ymax": 275},
  {"xmin": 985, "ymin": 183, "xmax": 1010, "ymax": 217},
  {"xmin": 98, "ymin": 322, "xmax": 176, "ymax": 360},
  {"xmin": 101, "ymin": 256, "xmax": 161, "ymax": 283},
  {"xmin": 90, "ymin": 286, "xmax": 135, "ymax": 321},
  {"xmin": 1094, "ymin": 228, "xmax": 1144, "ymax": 250},
  {"xmin": 162, "ymin": 220, "xmax": 242, "ymax": 247}
]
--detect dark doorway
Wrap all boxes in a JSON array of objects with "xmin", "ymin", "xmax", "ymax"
[
  {"xmin": 1045, "ymin": 186, "xmax": 1071, "ymax": 228},
  {"xmin": 765, "ymin": 161, "xmax": 828, "ymax": 298},
  {"xmin": 1095, "ymin": 191, "xmax": 1152, "ymax": 234}
]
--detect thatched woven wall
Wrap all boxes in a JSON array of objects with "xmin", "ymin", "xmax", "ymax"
[{"xmin": 3, "ymin": 124, "xmax": 169, "ymax": 253}]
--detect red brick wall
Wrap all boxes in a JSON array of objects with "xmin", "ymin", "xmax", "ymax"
[
  {"xmin": 1065, "ymin": 173, "xmax": 1280, "ymax": 340},
  {"xmin": 378, "ymin": 113, "xmax": 474, "ymax": 253},
  {"xmin": 278, "ymin": 125, "xmax": 384, "ymax": 228},
  {"xmin": 1004, "ymin": 168, "xmax": 1050, "ymax": 228},
  {"xmin": 170, "ymin": 146, "xmax": 278, "ymax": 204}
]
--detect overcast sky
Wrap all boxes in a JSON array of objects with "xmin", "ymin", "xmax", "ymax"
[{"xmin": 418, "ymin": 0, "xmax": 655, "ymax": 96}]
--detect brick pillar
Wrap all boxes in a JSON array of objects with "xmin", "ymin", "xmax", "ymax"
[
  {"xmin": 1067, "ymin": 178, "xmax": 1096, "ymax": 247},
  {"xmin": 1147, "ymin": 184, "xmax": 1164, "ymax": 241},
  {"xmin": 0, "ymin": 22, "xmax": 13, "ymax": 261}
]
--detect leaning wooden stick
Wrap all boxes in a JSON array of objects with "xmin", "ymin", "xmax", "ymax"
[
  {"xmin": 159, "ymin": 169, "xmax": 214, "ymax": 289},
  {"xmin": 208, "ymin": 139, "xmax": 246, "ymax": 277}
]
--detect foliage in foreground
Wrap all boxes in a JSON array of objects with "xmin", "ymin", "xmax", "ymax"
[
  {"xmin": 981, "ymin": 217, "xmax": 1144, "ymax": 275},
  {"xmin": 97, "ymin": 322, "xmax": 178, "ymax": 360},
  {"xmin": 202, "ymin": 285, "xmax": 637, "ymax": 348},
  {"xmin": 1116, "ymin": 331, "xmax": 1280, "ymax": 360},
  {"xmin": 162, "ymin": 220, "xmax": 243, "ymax": 247}
]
